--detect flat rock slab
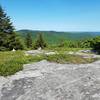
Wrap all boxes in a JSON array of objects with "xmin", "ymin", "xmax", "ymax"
[
  {"xmin": 0, "ymin": 60, "xmax": 100, "ymax": 100},
  {"xmin": 25, "ymin": 50, "xmax": 57, "ymax": 56}
]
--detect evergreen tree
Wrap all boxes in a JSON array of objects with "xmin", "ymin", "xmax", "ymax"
[
  {"xmin": 0, "ymin": 6, "xmax": 23, "ymax": 51},
  {"xmin": 34, "ymin": 33, "xmax": 47, "ymax": 49},
  {"xmin": 26, "ymin": 33, "xmax": 33, "ymax": 48}
]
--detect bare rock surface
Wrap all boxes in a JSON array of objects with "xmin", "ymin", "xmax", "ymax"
[
  {"xmin": 25, "ymin": 50, "xmax": 57, "ymax": 56},
  {"xmin": 0, "ymin": 60, "xmax": 100, "ymax": 100}
]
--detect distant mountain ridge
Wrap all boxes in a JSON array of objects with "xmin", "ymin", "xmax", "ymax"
[{"xmin": 17, "ymin": 30, "xmax": 100, "ymax": 44}]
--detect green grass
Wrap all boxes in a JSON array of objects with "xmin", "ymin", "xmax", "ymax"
[
  {"xmin": 45, "ymin": 47, "xmax": 91, "ymax": 51},
  {"xmin": 45, "ymin": 47, "xmax": 92, "ymax": 53},
  {"xmin": 0, "ymin": 50, "xmax": 98, "ymax": 76},
  {"xmin": 45, "ymin": 54, "xmax": 97, "ymax": 64},
  {"xmin": 0, "ymin": 51, "xmax": 44, "ymax": 76}
]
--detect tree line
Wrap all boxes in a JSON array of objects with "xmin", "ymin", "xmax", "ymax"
[
  {"xmin": 0, "ymin": 6, "xmax": 100, "ymax": 53},
  {"xmin": 25, "ymin": 32, "xmax": 47, "ymax": 49}
]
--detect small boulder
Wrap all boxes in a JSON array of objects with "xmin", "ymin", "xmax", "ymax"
[
  {"xmin": 45, "ymin": 52, "xmax": 56, "ymax": 55},
  {"xmin": 38, "ymin": 47, "xmax": 42, "ymax": 50},
  {"xmin": 12, "ymin": 48, "xmax": 16, "ymax": 52}
]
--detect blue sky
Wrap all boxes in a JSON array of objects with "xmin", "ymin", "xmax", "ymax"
[{"xmin": 0, "ymin": 0, "xmax": 100, "ymax": 31}]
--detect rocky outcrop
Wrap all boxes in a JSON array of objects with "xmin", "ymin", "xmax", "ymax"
[{"xmin": 0, "ymin": 60, "xmax": 100, "ymax": 100}]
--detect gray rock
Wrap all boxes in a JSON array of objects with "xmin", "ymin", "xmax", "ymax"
[
  {"xmin": 45, "ymin": 52, "xmax": 57, "ymax": 55},
  {"xmin": 25, "ymin": 50, "xmax": 57, "ymax": 56},
  {"xmin": 79, "ymin": 50, "xmax": 92, "ymax": 53},
  {"xmin": 0, "ymin": 60, "xmax": 100, "ymax": 100}
]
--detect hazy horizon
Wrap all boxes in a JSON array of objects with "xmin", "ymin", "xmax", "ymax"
[
  {"xmin": 17, "ymin": 28, "xmax": 100, "ymax": 32},
  {"xmin": 0, "ymin": 0, "xmax": 100, "ymax": 32}
]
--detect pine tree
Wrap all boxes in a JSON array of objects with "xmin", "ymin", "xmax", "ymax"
[
  {"xmin": 34, "ymin": 33, "xmax": 47, "ymax": 49},
  {"xmin": 0, "ymin": 6, "xmax": 23, "ymax": 51},
  {"xmin": 26, "ymin": 33, "xmax": 33, "ymax": 48}
]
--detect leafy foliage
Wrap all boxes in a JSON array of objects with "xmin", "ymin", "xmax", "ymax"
[
  {"xmin": 77, "ymin": 36, "xmax": 100, "ymax": 53},
  {"xmin": 58, "ymin": 40, "xmax": 80, "ymax": 48},
  {"xmin": 91, "ymin": 36, "xmax": 100, "ymax": 53}
]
